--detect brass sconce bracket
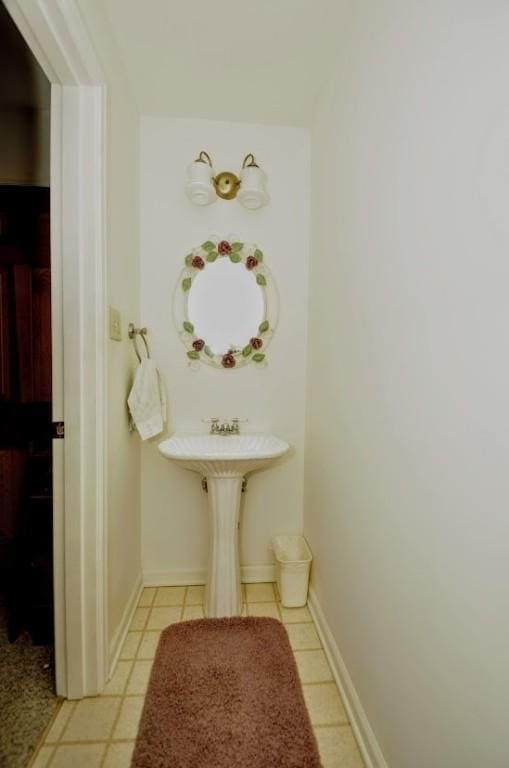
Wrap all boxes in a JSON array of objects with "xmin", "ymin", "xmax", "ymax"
[
  {"xmin": 194, "ymin": 151, "xmax": 259, "ymax": 201},
  {"xmin": 213, "ymin": 171, "xmax": 241, "ymax": 200}
]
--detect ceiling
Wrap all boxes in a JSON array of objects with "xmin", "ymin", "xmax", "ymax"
[
  {"xmin": 103, "ymin": 0, "xmax": 342, "ymax": 126},
  {"xmin": 0, "ymin": 1, "xmax": 50, "ymax": 110}
]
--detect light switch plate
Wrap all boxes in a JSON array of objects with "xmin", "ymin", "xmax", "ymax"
[{"xmin": 108, "ymin": 306, "xmax": 122, "ymax": 341}]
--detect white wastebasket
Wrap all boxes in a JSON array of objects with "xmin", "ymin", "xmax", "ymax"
[{"xmin": 272, "ymin": 535, "xmax": 312, "ymax": 608}]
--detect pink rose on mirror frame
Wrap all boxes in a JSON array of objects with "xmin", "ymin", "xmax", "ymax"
[
  {"xmin": 221, "ymin": 353, "xmax": 236, "ymax": 368},
  {"xmin": 218, "ymin": 241, "xmax": 231, "ymax": 255},
  {"xmin": 250, "ymin": 337, "xmax": 263, "ymax": 350},
  {"xmin": 191, "ymin": 255, "xmax": 205, "ymax": 269},
  {"xmin": 246, "ymin": 256, "xmax": 258, "ymax": 270},
  {"xmin": 192, "ymin": 339, "xmax": 205, "ymax": 351}
]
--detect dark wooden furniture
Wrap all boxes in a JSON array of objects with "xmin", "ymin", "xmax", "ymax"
[
  {"xmin": 0, "ymin": 186, "xmax": 53, "ymax": 645},
  {"xmin": 0, "ymin": 265, "xmax": 10, "ymax": 400}
]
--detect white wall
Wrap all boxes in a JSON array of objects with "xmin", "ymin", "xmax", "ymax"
[
  {"xmin": 140, "ymin": 117, "xmax": 309, "ymax": 583},
  {"xmin": 77, "ymin": 0, "xmax": 141, "ymax": 659},
  {"xmin": 306, "ymin": 2, "xmax": 509, "ymax": 767}
]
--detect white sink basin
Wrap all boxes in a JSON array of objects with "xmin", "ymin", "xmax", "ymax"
[
  {"xmin": 158, "ymin": 432, "xmax": 289, "ymax": 618},
  {"xmin": 158, "ymin": 433, "xmax": 289, "ymax": 477}
]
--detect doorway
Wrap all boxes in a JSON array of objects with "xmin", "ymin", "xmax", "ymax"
[
  {"xmin": 0, "ymin": 3, "xmax": 57, "ymax": 763},
  {"xmin": 3, "ymin": 0, "xmax": 109, "ymax": 704}
]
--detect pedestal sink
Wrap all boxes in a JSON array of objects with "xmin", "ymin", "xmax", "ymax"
[{"xmin": 158, "ymin": 433, "xmax": 289, "ymax": 618}]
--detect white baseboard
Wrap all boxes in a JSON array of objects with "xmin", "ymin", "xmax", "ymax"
[
  {"xmin": 108, "ymin": 573, "xmax": 143, "ymax": 678},
  {"xmin": 308, "ymin": 587, "xmax": 389, "ymax": 768},
  {"xmin": 241, "ymin": 564, "xmax": 277, "ymax": 583},
  {"xmin": 143, "ymin": 564, "xmax": 277, "ymax": 587}
]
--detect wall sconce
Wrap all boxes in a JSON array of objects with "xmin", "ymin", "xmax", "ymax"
[{"xmin": 185, "ymin": 151, "xmax": 269, "ymax": 210}]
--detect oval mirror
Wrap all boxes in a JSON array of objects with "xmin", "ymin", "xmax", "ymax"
[{"xmin": 174, "ymin": 239, "xmax": 278, "ymax": 369}]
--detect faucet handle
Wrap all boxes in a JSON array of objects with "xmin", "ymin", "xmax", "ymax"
[
  {"xmin": 202, "ymin": 417, "xmax": 220, "ymax": 434},
  {"xmin": 230, "ymin": 417, "xmax": 248, "ymax": 434}
]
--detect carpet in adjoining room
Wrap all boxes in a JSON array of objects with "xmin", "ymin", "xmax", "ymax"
[{"xmin": 0, "ymin": 597, "xmax": 58, "ymax": 768}]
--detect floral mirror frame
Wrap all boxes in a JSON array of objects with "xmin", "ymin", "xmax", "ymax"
[{"xmin": 173, "ymin": 237, "xmax": 279, "ymax": 369}]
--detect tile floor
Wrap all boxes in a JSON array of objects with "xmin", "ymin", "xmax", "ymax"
[{"xmin": 29, "ymin": 584, "xmax": 364, "ymax": 768}]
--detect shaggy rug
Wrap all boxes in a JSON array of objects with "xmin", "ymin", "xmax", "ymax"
[{"xmin": 132, "ymin": 616, "xmax": 321, "ymax": 768}]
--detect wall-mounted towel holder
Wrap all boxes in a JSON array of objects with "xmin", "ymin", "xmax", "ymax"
[{"xmin": 128, "ymin": 322, "xmax": 150, "ymax": 362}]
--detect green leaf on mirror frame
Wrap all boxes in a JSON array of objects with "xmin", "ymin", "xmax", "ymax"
[
  {"xmin": 230, "ymin": 253, "xmax": 242, "ymax": 263},
  {"xmin": 253, "ymin": 353, "xmax": 265, "ymax": 363},
  {"xmin": 183, "ymin": 321, "xmax": 194, "ymax": 333},
  {"xmin": 242, "ymin": 344, "xmax": 253, "ymax": 357},
  {"xmin": 201, "ymin": 241, "xmax": 216, "ymax": 251},
  {"xmin": 256, "ymin": 273, "xmax": 267, "ymax": 286},
  {"xmin": 182, "ymin": 277, "xmax": 192, "ymax": 292},
  {"xmin": 206, "ymin": 251, "xmax": 218, "ymax": 262},
  {"xmin": 185, "ymin": 254, "xmax": 193, "ymax": 266},
  {"xmin": 187, "ymin": 350, "xmax": 200, "ymax": 360},
  {"xmin": 204, "ymin": 345, "xmax": 214, "ymax": 357},
  {"xmin": 258, "ymin": 320, "xmax": 269, "ymax": 333},
  {"xmin": 231, "ymin": 241, "xmax": 243, "ymax": 251},
  {"xmin": 254, "ymin": 249, "xmax": 264, "ymax": 262}
]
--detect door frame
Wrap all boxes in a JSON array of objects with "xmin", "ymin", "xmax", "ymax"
[{"xmin": 4, "ymin": 0, "xmax": 108, "ymax": 698}]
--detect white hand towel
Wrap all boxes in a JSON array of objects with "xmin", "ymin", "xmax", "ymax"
[{"xmin": 127, "ymin": 358, "xmax": 166, "ymax": 440}]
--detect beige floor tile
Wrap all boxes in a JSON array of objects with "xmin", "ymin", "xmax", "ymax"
[
  {"xmin": 51, "ymin": 744, "xmax": 106, "ymax": 768},
  {"xmin": 286, "ymin": 623, "xmax": 321, "ymax": 650},
  {"xmin": 245, "ymin": 582, "xmax": 276, "ymax": 602},
  {"xmin": 154, "ymin": 586, "xmax": 186, "ymax": 606},
  {"xmin": 303, "ymin": 683, "xmax": 348, "ymax": 725},
  {"xmin": 30, "ymin": 746, "xmax": 54, "ymax": 768},
  {"xmin": 103, "ymin": 741, "xmax": 135, "ymax": 767},
  {"xmin": 247, "ymin": 602, "xmax": 280, "ymax": 619},
  {"xmin": 185, "ymin": 585, "xmax": 204, "ymax": 605},
  {"xmin": 294, "ymin": 650, "xmax": 333, "ymax": 683},
  {"xmin": 130, "ymin": 607, "xmax": 149, "ymax": 631},
  {"xmin": 36, "ymin": 582, "xmax": 352, "ymax": 768},
  {"xmin": 314, "ymin": 725, "xmax": 364, "ymax": 768},
  {"xmin": 120, "ymin": 631, "xmax": 142, "ymax": 660},
  {"xmin": 45, "ymin": 700, "xmax": 75, "ymax": 743},
  {"xmin": 113, "ymin": 697, "xmax": 145, "ymax": 740},
  {"xmin": 182, "ymin": 605, "xmax": 205, "ymax": 621},
  {"xmin": 102, "ymin": 660, "xmax": 132, "ymax": 695},
  {"xmin": 147, "ymin": 605, "xmax": 182, "ymax": 630},
  {"xmin": 126, "ymin": 660, "xmax": 153, "ymax": 695},
  {"xmin": 137, "ymin": 631, "xmax": 161, "ymax": 659},
  {"xmin": 138, "ymin": 587, "xmax": 156, "ymax": 607},
  {"xmin": 62, "ymin": 697, "xmax": 121, "ymax": 742},
  {"xmin": 280, "ymin": 605, "xmax": 312, "ymax": 623}
]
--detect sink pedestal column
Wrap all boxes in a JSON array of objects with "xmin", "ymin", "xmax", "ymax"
[{"xmin": 204, "ymin": 476, "xmax": 243, "ymax": 618}]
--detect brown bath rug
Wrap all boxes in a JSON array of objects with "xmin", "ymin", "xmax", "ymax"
[{"xmin": 132, "ymin": 616, "xmax": 321, "ymax": 768}]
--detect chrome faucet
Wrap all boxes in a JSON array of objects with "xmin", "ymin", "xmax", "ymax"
[{"xmin": 208, "ymin": 418, "xmax": 242, "ymax": 436}]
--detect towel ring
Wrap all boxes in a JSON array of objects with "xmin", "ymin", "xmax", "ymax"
[{"xmin": 128, "ymin": 323, "xmax": 150, "ymax": 362}]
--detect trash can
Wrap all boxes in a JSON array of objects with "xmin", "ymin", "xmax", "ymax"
[{"xmin": 272, "ymin": 535, "xmax": 312, "ymax": 608}]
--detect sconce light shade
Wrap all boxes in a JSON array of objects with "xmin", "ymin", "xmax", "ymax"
[
  {"xmin": 237, "ymin": 163, "xmax": 270, "ymax": 211},
  {"xmin": 185, "ymin": 151, "xmax": 217, "ymax": 206}
]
